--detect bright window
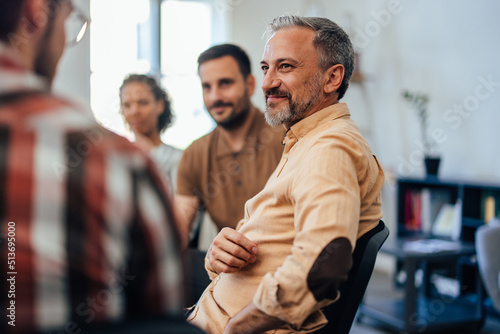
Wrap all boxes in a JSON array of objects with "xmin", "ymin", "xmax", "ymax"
[
  {"xmin": 90, "ymin": 0, "xmax": 151, "ymax": 140},
  {"xmin": 89, "ymin": 0, "xmax": 221, "ymax": 148},
  {"xmin": 160, "ymin": 1, "xmax": 214, "ymax": 148}
]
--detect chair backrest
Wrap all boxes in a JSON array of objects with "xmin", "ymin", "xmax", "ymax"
[
  {"xmin": 316, "ymin": 220, "xmax": 389, "ymax": 334},
  {"xmin": 187, "ymin": 247, "xmax": 212, "ymax": 306},
  {"xmin": 476, "ymin": 223, "xmax": 500, "ymax": 312}
]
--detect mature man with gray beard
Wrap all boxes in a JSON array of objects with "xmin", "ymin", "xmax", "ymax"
[{"xmin": 187, "ymin": 15, "xmax": 385, "ymax": 334}]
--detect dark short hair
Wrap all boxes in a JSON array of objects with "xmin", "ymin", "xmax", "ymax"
[
  {"xmin": 119, "ymin": 74, "xmax": 174, "ymax": 133},
  {"xmin": 0, "ymin": 0, "xmax": 26, "ymax": 41},
  {"xmin": 197, "ymin": 44, "xmax": 251, "ymax": 79},
  {"xmin": 268, "ymin": 15, "xmax": 355, "ymax": 100},
  {"xmin": 0, "ymin": 0, "xmax": 68, "ymax": 42}
]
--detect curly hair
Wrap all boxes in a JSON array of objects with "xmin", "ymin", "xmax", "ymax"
[{"xmin": 119, "ymin": 74, "xmax": 174, "ymax": 133}]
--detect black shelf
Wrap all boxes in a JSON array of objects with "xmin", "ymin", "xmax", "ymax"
[
  {"xmin": 396, "ymin": 177, "xmax": 500, "ymax": 241},
  {"xmin": 462, "ymin": 217, "xmax": 484, "ymax": 228},
  {"xmin": 358, "ymin": 176, "xmax": 500, "ymax": 333}
]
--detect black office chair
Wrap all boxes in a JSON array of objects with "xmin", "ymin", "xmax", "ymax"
[
  {"xmin": 186, "ymin": 208, "xmax": 215, "ymax": 306},
  {"xmin": 186, "ymin": 247, "xmax": 212, "ymax": 306},
  {"xmin": 315, "ymin": 220, "xmax": 389, "ymax": 334}
]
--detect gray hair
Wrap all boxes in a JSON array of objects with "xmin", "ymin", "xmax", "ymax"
[{"xmin": 267, "ymin": 15, "xmax": 354, "ymax": 100}]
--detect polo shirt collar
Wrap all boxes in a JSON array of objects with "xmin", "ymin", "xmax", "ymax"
[{"xmin": 215, "ymin": 107, "xmax": 264, "ymax": 158}]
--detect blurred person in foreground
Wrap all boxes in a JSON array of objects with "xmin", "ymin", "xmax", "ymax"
[
  {"xmin": 0, "ymin": 0, "xmax": 186, "ymax": 333},
  {"xmin": 187, "ymin": 15, "xmax": 384, "ymax": 334},
  {"xmin": 119, "ymin": 74, "xmax": 183, "ymax": 193}
]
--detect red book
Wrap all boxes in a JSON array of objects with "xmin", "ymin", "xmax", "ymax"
[{"xmin": 405, "ymin": 190, "xmax": 414, "ymax": 230}]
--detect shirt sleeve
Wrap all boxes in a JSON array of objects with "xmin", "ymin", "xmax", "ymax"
[
  {"xmin": 176, "ymin": 143, "xmax": 200, "ymax": 197},
  {"xmin": 252, "ymin": 132, "xmax": 365, "ymax": 330}
]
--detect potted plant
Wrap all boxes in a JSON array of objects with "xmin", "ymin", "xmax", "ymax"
[{"xmin": 402, "ymin": 90, "xmax": 441, "ymax": 176}]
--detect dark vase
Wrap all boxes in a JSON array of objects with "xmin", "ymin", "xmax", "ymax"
[{"xmin": 424, "ymin": 156, "xmax": 441, "ymax": 176}]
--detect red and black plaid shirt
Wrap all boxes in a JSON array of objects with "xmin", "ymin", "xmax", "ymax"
[{"xmin": 0, "ymin": 42, "xmax": 186, "ymax": 333}]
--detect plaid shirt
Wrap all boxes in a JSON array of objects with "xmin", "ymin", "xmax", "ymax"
[{"xmin": 0, "ymin": 42, "xmax": 186, "ymax": 333}]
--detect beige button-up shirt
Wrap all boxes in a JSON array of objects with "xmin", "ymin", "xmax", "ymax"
[{"xmin": 188, "ymin": 103, "xmax": 384, "ymax": 333}]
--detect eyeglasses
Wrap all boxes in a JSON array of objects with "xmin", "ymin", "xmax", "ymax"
[{"xmin": 65, "ymin": 5, "xmax": 89, "ymax": 47}]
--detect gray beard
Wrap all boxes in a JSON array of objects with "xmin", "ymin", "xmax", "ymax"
[
  {"xmin": 265, "ymin": 103, "xmax": 301, "ymax": 127},
  {"xmin": 264, "ymin": 72, "xmax": 322, "ymax": 127}
]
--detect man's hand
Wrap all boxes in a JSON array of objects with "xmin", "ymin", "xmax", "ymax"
[
  {"xmin": 208, "ymin": 228, "xmax": 258, "ymax": 274},
  {"xmin": 224, "ymin": 302, "xmax": 285, "ymax": 334}
]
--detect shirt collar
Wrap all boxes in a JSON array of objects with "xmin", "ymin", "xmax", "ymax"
[
  {"xmin": 0, "ymin": 41, "xmax": 49, "ymax": 95},
  {"xmin": 283, "ymin": 103, "xmax": 351, "ymax": 151},
  {"xmin": 215, "ymin": 107, "xmax": 265, "ymax": 157}
]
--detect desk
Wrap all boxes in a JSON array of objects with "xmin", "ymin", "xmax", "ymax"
[{"xmin": 358, "ymin": 238, "xmax": 485, "ymax": 333}]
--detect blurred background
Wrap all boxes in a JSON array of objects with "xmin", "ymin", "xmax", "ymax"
[{"xmin": 55, "ymin": 0, "xmax": 500, "ymax": 274}]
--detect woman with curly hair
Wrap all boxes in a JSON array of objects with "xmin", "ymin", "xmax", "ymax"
[{"xmin": 120, "ymin": 74, "xmax": 183, "ymax": 192}]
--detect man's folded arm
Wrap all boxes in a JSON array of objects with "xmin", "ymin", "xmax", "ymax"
[{"xmin": 251, "ymin": 143, "xmax": 361, "ymax": 330}]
